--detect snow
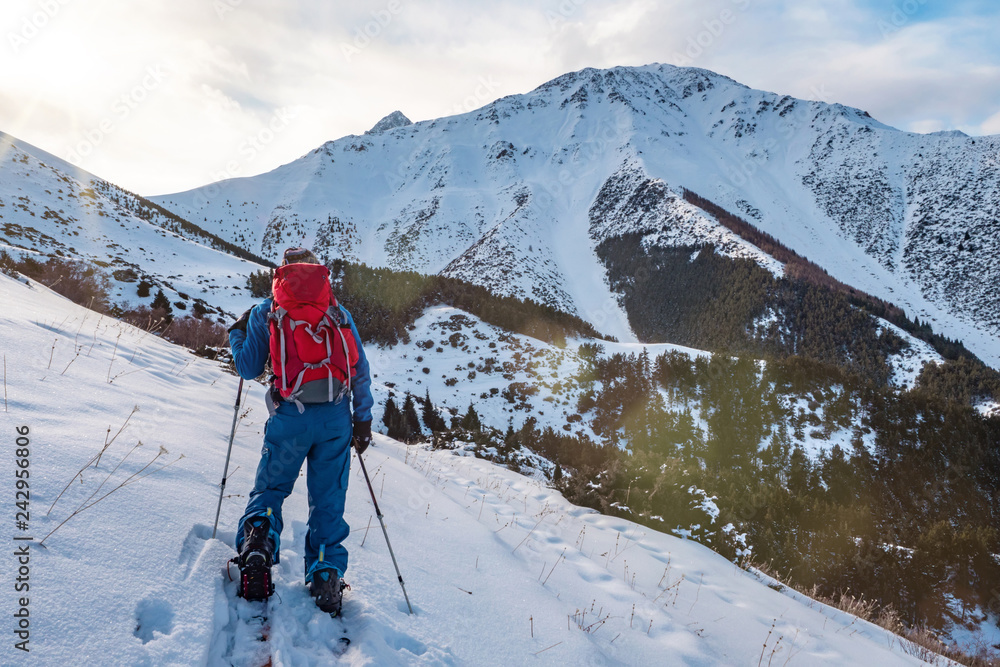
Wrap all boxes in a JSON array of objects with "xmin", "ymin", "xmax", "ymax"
[
  {"xmin": 147, "ymin": 64, "xmax": 1000, "ymax": 368},
  {"xmin": 877, "ymin": 319, "xmax": 943, "ymax": 390},
  {"xmin": 0, "ymin": 258, "xmax": 940, "ymax": 665},
  {"xmin": 366, "ymin": 111, "xmax": 413, "ymax": 135},
  {"xmin": 0, "ymin": 132, "xmax": 267, "ymax": 321},
  {"xmin": 365, "ymin": 305, "xmax": 711, "ymax": 447},
  {"xmin": 942, "ymin": 593, "xmax": 1000, "ymax": 661},
  {"xmin": 687, "ymin": 486, "xmax": 720, "ymax": 522},
  {"xmin": 785, "ymin": 394, "xmax": 857, "ymax": 459},
  {"xmin": 366, "ymin": 305, "xmax": 604, "ymax": 441},
  {"xmin": 975, "ymin": 399, "xmax": 1000, "ymax": 419}
]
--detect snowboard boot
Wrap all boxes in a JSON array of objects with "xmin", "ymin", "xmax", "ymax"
[
  {"xmin": 236, "ymin": 514, "xmax": 275, "ymax": 602},
  {"xmin": 309, "ymin": 569, "xmax": 346, "ymax": 616}
]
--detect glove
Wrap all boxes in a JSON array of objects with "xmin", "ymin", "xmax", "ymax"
[
  {"xmin": 352, "ymin": 421, "xmax": 372, "ymax": 455},
  {"xmin": 228, "ymin": 308, "xmax": 252, "ymax": 334}
]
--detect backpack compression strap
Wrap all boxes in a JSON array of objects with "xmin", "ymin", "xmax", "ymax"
[{"xmin": 272, "ymin": 305, "xmax": 352, "ymax": 412}]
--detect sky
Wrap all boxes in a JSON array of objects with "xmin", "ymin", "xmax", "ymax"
[{"xmin": 1, "ymin": 0, "xmax": 998, "ymax": 195}]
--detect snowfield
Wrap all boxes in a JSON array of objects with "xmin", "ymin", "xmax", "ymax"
[{"xmin": 0, "ymin": 273, "xmax": 946, "ymax": 666}]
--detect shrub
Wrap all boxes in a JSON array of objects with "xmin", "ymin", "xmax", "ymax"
[
  {"xmin": 117, "ymin": 306, "xmax": 171, "ymax": 334},
  {"xmin": 115, "ymin": 307, "xmax": 227, "ymax": 353},
  {"xmin": 246, "ymin": 269, "xmax": 272, "ymax": 298},
  {"xmin": 165, "ymin": 316, "xmax": 228, "ymax": 351},
  {"xmin": 112, "ymin": 268, "xmax": 138, "ymax": 282},
  {"xmin": 338, "ymin": 263, "xmax": 606, "ymax": 347},
  {"xmin": 17, "ymin": 256, "xmax": 112, "ymax": 313},
  {"xmin": 0, "ymin": 250, "xmax": 18, "ymax": 277}
]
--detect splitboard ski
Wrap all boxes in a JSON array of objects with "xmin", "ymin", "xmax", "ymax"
[
  {"xmin": 331, "ymin": 610, "xmax": 352, "ymax": 651},
  {"xmin": 328, "ymin": 610, "xmax": 351, "ymax": 657},
  {"xmin": 223, "ymin": 559, "xmax": 273, "ymax": 667},
  {"xmin": 221, "ymin": 560, "xmax": 352, "ymax": 663},
  {"xmin": 332, "ymin": 581, "xmax": 352, "ymax": 648}
]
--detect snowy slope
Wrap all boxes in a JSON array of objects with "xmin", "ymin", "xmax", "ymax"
[
  {"xmin": 366, "ymin": 305, "xmax": 711, "ymax": 444},
  {"xmin": 0, "ymin": 265, "xmax": 941, "ymax": 665},
  {"xmin": 151, "ymin": 64, "xmax": 1000, "ymax": 367},
  {"xmin": 367, "ymin": 306, "xmax": 942, "ymax": 466},
  {"xmin": 0, "ymin": 132, "xmax": 270, "ymax": 320}
]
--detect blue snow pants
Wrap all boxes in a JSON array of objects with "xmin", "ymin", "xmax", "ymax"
[{"xmin": 237, "ymin": 399, "xmax": 352, "ymax": 582}]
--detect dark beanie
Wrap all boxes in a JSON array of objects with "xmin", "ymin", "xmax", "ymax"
[{"xmin": 282, "ymin": 247, "xmax": 320, "ymax": 265}]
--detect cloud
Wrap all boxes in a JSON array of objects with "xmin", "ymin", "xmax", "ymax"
[
  {"xmin": 0, "ymin": 0, "xmax": 997, "ymax": 193},
  {"xmin": 978, "ymin": 110, "xmax": 1000, "ymax": 136},
  {"xmin": 907, "ymin": 119, "xmax": 947, "ymax": 134},
  {"xmin": 635, "ymin": 2, "xmax": 1000, "ymax": 134}
]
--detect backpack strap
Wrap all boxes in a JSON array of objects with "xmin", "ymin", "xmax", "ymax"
[
  {"xmin": 270, "ymin": 306, "xmax": 290, "ymax": 396},
  {"xmin": 335, "ymin": 322, "xmax": 352, "ymax": 399},
  {"xmin": 328, "ymin": 305, "xmax": 352, "ymax": 401},
  {"xmin": 269, "ymin": 306, "xmax": 304, "ymax": 413}
]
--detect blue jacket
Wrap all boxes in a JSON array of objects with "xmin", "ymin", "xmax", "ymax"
[{"xmin": 228, "ymin": 298, "xmax": 374, "ymax": 424}]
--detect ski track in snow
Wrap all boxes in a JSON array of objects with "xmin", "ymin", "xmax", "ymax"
[
  {"xmin": 0, "ymin": 272, "xmax": 942, "ymax": 666},
  {"xmin": 203, "ymin": 530, "xmax": 351, "ymax": 667}
]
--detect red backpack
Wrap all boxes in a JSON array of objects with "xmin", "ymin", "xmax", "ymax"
[{"xmin": 268, "ymin": 263, "xmax": 359, "ymax": 408}]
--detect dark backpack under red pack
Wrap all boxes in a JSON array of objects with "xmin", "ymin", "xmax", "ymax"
[{"xmin": 268, "ymin": 263, "xmax": 359, "ymax": 409}]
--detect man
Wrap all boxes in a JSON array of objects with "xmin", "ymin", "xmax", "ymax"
[{"xmin": 227, "ymin": 247, "xmax": 373, "ymax": 615}]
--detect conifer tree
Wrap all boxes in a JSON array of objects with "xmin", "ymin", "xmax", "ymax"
[
  {"xmin": 460, "ymin": 402, "xmax": 481, "ymax": 432},
  {"xmin": 383, "ymin": 396, "xmax": 405, "ymax": 441},
  {"xmin": 422, "ymin": 389, "xmax": 447, "ymax": 432},
  {"xmin": 501, "ymin": 423, "xmax": 517, "ymax": 457},
  {"xmin": 151, "ymin": 289, "xmax": 174, "ymax": 326},
  {"xmin": 246, "ymin": 269, "xmax": 272, "ymax": 298},
  {"xmin": 401, "ymin": 393, "xmax": 422, "ymax": 442}
]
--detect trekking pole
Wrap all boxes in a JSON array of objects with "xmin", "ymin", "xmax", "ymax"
[
  {"xmin": 212, "ymin": 377, "xmax": 244, "ymax": 540},
  {"xmin": 356, "ymin": 449, "xmax": 414, "ymax": 615}
]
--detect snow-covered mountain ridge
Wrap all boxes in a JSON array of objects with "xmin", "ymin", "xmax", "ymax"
[
  {"xmin": 151, "ymin": 63, "xmax": 1000, "ymax": 366},
  {"xmin": 0, "ymin": 131, "xmax": 270, "ymax": 320}
]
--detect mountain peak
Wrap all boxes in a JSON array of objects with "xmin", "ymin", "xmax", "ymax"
[
  {"xmin": 928, "ymin": 129, "xmax": 969, "ymax": 138},
  {"xmin": 366, "ymin": 110, "xmax": 412, "ymax": 135}
]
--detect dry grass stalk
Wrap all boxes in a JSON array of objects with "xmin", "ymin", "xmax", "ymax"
[
  {"xmin": 542, "ymin": 547, "xmax": 567, "ymax": 586},
  {"xmin": 752, "ymin": 563, "xmax": 999, "ymax": 667},
  {"xmin": 47, "ymin": 406, "xmax": 139, "ymax": 516},
  {"xmin": 40, "ymin": 443, "xmax": 184, "ymax": 546}
]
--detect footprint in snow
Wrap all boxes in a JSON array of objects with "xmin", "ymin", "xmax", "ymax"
[{"xmin": 133, "ymin": 597, "xmax": 175, "ymax": 644}]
